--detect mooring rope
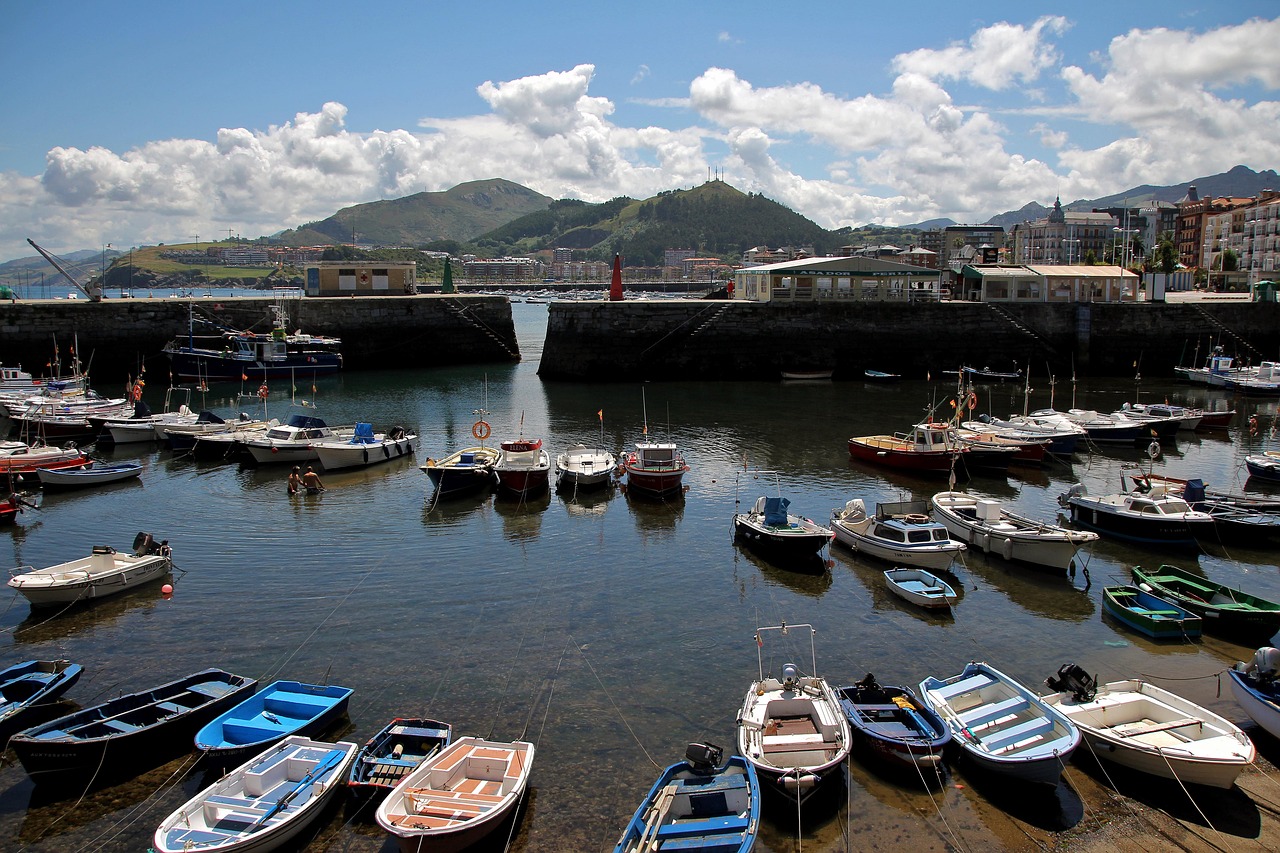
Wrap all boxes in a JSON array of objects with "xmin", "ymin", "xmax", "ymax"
[{"xmin": 572, "ymin": 635, "xmax": 660, "ymax": 771}]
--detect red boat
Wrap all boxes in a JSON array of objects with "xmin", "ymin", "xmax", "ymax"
[
  {"xmin": 493, "ymin": 437, "xmax": 551, "ymax": 497},
  {"xmin": 623, "ymin": 441, "xmax": 688, "ymax": 498},
  {"xmin": 0, "ymin": 441, "xmax": 91, "ymax": 479},
  {"xmin": 847, "ymin": 424, "xmax": 968, "ymax": 474}
]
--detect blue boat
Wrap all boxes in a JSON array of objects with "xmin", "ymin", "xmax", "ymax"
[
  {"xmin": 613, "ymin": 743, "xmax": 759, "ymax": 853},
  {"xmin": 9, "ymin": 668, "xmax": 256, "ymax": 786},
  {"xmin": 1102, "ymin": 584, "xmax": 1202, "ymax": 639},
  {"xmin": 919, "ymin": 661, "xmax": 1080, "ymax": 787},
  {"xmin": 836, "ymin": 675, "xmax": 951, "ymax": 777},
  {"xmin": 347, "ymin": 717, "xmax": 452, "ymax": 802},
  {"xmin": 194, "ymin": 680, "xmax": 353, "ymax": 764},
  {"xmin": 420, "ymin": 445, "xmax": 499, "ymax": 499},
  {"xmin": 36, "ymin": 461, "xmax": 143, "ymax": 489},
  {"xmin": 0, "ymin": 659, "xmax": 83, "ymax": 738}
]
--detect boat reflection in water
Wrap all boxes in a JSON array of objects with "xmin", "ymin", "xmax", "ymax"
[
  {"xmin": 494, "ymin": 490, "xmax": 552, "ymax": 543},
  {"xmin": 732, "ymin": 544, "xmax": 833, "ymax": 599}
]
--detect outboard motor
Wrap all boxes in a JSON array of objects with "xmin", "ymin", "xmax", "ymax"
[
  {"xmin": 781, "ymin": 663, "xmax": 800, "ymax": 692},
  {"xmin": 1243, "ymin": 647, "xmax": 1280, "ymax": 684},
  {"xmin": 1058, "ymin": 483, "xmax": 1087, "ymax": 508},
  {"xmin": 684, "ymin": 742, "xmax": 723, "ymax": 775},
  {"xmin": 1046, "ymin": 663, "xmax": 1097, "ymax": 702},
  {"xmin": 132, "ymin": 531, "xmax": 154, "ymax": 556}
]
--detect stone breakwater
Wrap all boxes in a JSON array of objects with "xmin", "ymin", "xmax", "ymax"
[
  {"xmin": 537, "ymin": 299, "xmax": 1280, "ymax": 381},
  {"xmin": 0, "ymin": 295, "xmax": 519, "ymax": 382}
]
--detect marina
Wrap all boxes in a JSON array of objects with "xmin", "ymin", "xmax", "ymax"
[{"xmin": 1, "ymin": 301, "xmax": 1280, "ymax": 850}]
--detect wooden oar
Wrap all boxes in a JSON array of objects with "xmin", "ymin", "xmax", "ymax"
[{"xmin": 246, "ymin": 747, "xmax": 346, "ymax": 832}]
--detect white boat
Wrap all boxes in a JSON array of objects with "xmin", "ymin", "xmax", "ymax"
[
  {"xmin": 555, "ymin": 444, "xmax": 617, "ymax": 491},
  {"xmin": 733, "ymin": 495, "xmax": 833, "ymax": 562},
  {"xmin": 883, "ymin": 567, "xmax": 958, "ymax": 609},
  {"xmin": 311, "ymin": 424, "xmax": 416, "ymax": 470},
  {"xmin": 376, "ymin": 736, "xmax": 534, "ymax": 853},
  {"xmin": 97, "ymin": 388, "xmax": 198, "ymax": 445},
  {"xmin": 1227, "ymin": 647, "xmax": 1280, "ymax": 741},
  {"xmin": 1059, "ymin": 484, "xmax": 1216, "ymax": 546},
  {"xmin": 1121, "ymin": 402, "xmax": 1204, "ymax": 431},
  {"xmin": 493, "ymin": 435, "xmax": 552, "ymax": 497},
  {"xmin": 244, "ymin": 414, "xmax": 354, "ymax": 465},
  {"xmin": 829, "ymin": 498, "xmax": 965, "ymax": 570},
  {"xmin": 153, "ymin": 735, "xmax": 357, "ymax": 853},
  {"xmin": 7, "ymin": 533, "xmax": 171, "ymax": 607},
  {"xmin": 920, "ymin": 661, "xmax": 1080, "ymax": 787},
  {"xmin": 37, "ymin": 461, "xmax": 142, "ymax": 489},
  {"xmin": 736, "ymin": 622, "xmax": 851, "ymax": 805},
  {"xmin": 1042, "ymin": 664, "xmax": 1255, "ymax": 789},
  {"xmin": 930, "ymin": 490, "xmax": 1097, "ymax": 573}
]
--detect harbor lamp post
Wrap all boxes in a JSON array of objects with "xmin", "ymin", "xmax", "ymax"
[{"xmin": 1063, "ymin": 239, "xmax": 1080, "ymax": 265}]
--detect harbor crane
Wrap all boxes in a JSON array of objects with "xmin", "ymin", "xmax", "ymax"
[{"xmin": 26, "ymin": 238, "xmax": 102, "ymax": 301}]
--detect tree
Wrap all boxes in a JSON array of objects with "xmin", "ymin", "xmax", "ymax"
[{"xmin": 1155, "ymin": 233, "xmax": 1176, "ymax": 275}]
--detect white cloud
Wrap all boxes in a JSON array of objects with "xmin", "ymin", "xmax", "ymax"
[{"xmin": 893, "ymin": 16, "xmax": 1069, "ymax": 90}]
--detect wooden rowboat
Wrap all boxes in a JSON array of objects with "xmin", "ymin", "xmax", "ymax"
[{"xmin": 347, "ymin": 717, "xmax": 452, "ymax": 802}]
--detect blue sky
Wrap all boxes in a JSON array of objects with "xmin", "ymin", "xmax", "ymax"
[{"xmin": 1, "ymin": 1, "xmax": 1277, "ymax": 261}]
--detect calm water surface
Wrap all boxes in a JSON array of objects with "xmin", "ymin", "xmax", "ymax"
[{"xmin": 2, "ymin": 301, "xmax": 1279, "ymax": 852}]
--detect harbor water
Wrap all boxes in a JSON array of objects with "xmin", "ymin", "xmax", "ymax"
[{"xmin": 2, "ymin": 301, "xmax": 1279, "ymax": 851}]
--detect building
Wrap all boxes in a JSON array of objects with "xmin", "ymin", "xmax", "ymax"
[
  {"xmin": 958, "ymin": 264, "xmax": 1139, "ymax": 303},
  {"xmin": 664, "ymin": 248, "xmax": 695, "ymax": 268},
  {"xmin": 304, "ymin": 261, "xmax": 417, "ymax": 296},
  {"xmin": 463, "ymin": 256, "xmax": 541, "ymax": 280},
  {"xmin": 1008, "ymin": 198, "xmax": 1112, "ymax": 266},
  {"xmin": 733, "ymin": 256, "xmax": 942, "ymax": 303}
]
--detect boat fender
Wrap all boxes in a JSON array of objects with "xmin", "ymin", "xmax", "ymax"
[
  {"xmin": 1001, "ymin": 537, "xmax": 1013, "ymax": 561},
  {"xmin": 977, "ymin": 532, "xmax": 989, "ymax": 552},
  {"xmin": 362, "ymin": 448, "xmax": 369, "ymax": 465},
  {"xmin": 383, "ymin": 444, "xmax": 391, "ymax": 458},
  {"xmin": 782, "ymin": 773, "xmax": 820, "ymax": 792}
]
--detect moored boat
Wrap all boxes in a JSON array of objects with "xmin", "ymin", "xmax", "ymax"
[
  {"xmin": 554, "ymin": 444, "xmax": 617, "ymax": 491},
  {"xmin": 1131, "ymin": 564, "xmax": 1280, "ymax": 644},
  {"xmin": 348, "ymin": 717, "xmax": 452, "ymax": 803},
  {"xmin": 420, "ymin": 444, "xmax": 499, "ymax": 499},
  {"xmin": 1246, "ymin": 451, "xmax": 1280, "ymax": 483},
  {"xmin": 835, "ymin": 674, "xmax": 950, "ymax": 778},
  {"xmin": 919, "ymin": 660, "xmax": 1079, "ymax": 787},
  {"xmin": 194, "ymin": 680, "xmax": 354, "ymax": 765},
  {"xmin": 613, "ymin": 742, "xmax": 759, "ymax": 853},
  {"xmin": 1101, "ymin": 585, "xmax": 1202, "ymax": 639},
  {"xmin": 493, "ymin": 435, "xmax": 551, "ymax": 498},
  {"xmin": 1059, "ymin": 484, "xmax": 1216, "ymax": 546},
  {"xmin": 1041, "ymin": 664, "xmax": 1254, "ymax": 788},
  {"xmin": 311, "ymin": 424, "xmax": 415, "ymax": 471},
  {"xmin": 153, "ymin": 735, "xmax": 357, "ymax": 853},
  {"xmin": 883, "ymin": 567, "xmax": 958, "ymax": 609},
  {"xmin": 622, "ymin": 440, "xmax": 688, "ymax": 498},
  {"xmin": 36, "ymin": 461, "xmax": 142, "ymax": 489},
  {"xmin": 244, "ymin": 413, "xmax": 352, "ymax": 465},
  {"xmin": 163, "ymin": 298, "xmax": 342, "ymax": 382},
  {"xmin": 7, "ymin": 532, "xmax": 171, "ymax": 607},
  {"xmin": 376, "ymin": 736, "xmax": 534, "ymax": 853},
  {"xmin": 829, "ymin": 498, "xmax": 965, "ymax": 570},
  {"xmin": 0, "ymin": 440, "xmax": 91, "ymax": 480},
  {"xmin": 1227, "ymin": 647, "xmax": 1280, "ymax": 741},
  {"xmin": 736, "ymin": 622, "xmax": 851, "ymax": 805},
  {"xmin": 0, "ymin": 659, "xmax": 83, "ymax": 738},
  {"xmin": 733, "ymin": 495, "xmax": 833, "ymax": 563},
  {"xmin": 10, "ymin": 668, "xmax": 256, "ymax": 786},
  {"xmin": 931, "ymin": 490, "xmax": 1097, "ymax": 573},
  {"xmin": 847, "ymin": 423, "xmax": 968, "ymax": 474}
]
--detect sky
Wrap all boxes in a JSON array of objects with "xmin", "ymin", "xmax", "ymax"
[{"xmin": 2, "ymin": 1, "xmax": 1278, "ymax": 263}]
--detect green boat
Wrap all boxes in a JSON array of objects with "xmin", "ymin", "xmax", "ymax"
[
  {"xmin": 1101, "ymin": 585, "xmax": 1202, "ymax": 640},
  {"xmin": 1131, "ymin": 565, "xmax": 1280, "ymax": 644}
]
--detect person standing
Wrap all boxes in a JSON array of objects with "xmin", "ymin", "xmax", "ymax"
[
  {"xmin": 287, "ymin": 466, "xmax": 302, "ymax": 495},
  {"xmin": 302, "ymin": 466, "xmax": 325, "ymax": 494}
]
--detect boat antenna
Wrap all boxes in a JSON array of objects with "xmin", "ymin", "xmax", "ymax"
[
  {"xmin": 1021, "ymin": 361, "xmax": 1032, "ymax": 417},
  {"xmin": 641, "ymin": 386, "xmax": 649, "ymax": 437}
]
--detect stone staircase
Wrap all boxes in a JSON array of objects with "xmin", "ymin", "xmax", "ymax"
[
  {"xmin": 443, "ymin": 300, "xmax": 519, "ymax": 359},
  {"xmin": 639, "ymin": 304, "xmax": 730, "ymax": 359},
  {"xmin": 985, "ymin": 303, "xmax": 1056, "ymax": 354},
  {"xmin": 1191, "ymin": 305, "xmax": 1264, "ymax": 359}
]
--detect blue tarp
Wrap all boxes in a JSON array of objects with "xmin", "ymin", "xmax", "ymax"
[
  {"xmin": 764, "ymin": 497, "xmax": 790, "ymax": 526},
  {"xmin": 351, "ymin": 422, "xmax": 376, "ymax": 444}
]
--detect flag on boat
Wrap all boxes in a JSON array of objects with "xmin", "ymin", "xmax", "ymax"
[
  {"xmin": 755, "ymin": 633, "xmax": 762, "ymax": 647},
  {"xmin": 241, "ymin": 373, "xmax": 248, "ymax": 381},
  {"xmin": 598, "ymin": 409, "xmax": 603, "ymax": 422}
]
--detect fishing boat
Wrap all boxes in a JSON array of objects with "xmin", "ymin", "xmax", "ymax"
[
  {"xmin": 1101, "ymin": 585, "xmax": 1203, "ymax": 639},
  {"xmin": 1121, "ymin": 402, "xmax": 1204, "ymax": 431},
  {"xmin": 348, "ymin": 718, "xmax": 452, "ymax": 802},
  {"xmin": 931, "ymin": 490, "xmax": 1098, "ymax": 573},
  {"xmin": 847, "ymin": 423, "xmax": 969, "ymax": 474},
  {"xmin": 494, "ymin": 434, "xmax": 552, "ymax": 498},
  {"xmin": 244, "ymin": 414, "xmax": 353, "ymax": 465},
  {"xmin": 0, "ymin": 361, "xmax": 87, "ymax": 396},
  {"xmin": 194, "ymin": 680, "xmax": 354, "ymax": 765},
  {"xmin": 153, "ymin": 735, "xmax": 357, "ymax": 853},
  {"xmin": 735, "ymin": 622, "xmax": 851, "ymax": 805},
  {"xmin": 163, "ymin": 298, "xmax": 343, "ymax": 381},
  {"xmin": 835, "ymin": 674, "xmax": 950, "ymax": 777},
  {"xmin": 0, "ymin": 659, "xmax": 83, "ymax": 738},
  {"xmin": 919, "ymin": 660, "xmax": 1079, "ymax": 786},
  {"xmin": 1246, "ymin": 451, "xmax": 1280, "ymax": 483},
  {"xmin": 555, "ymin": 444, "xmax": 617, "ymax": 491},
  {"xmin": 0, "ymin": 440, "xmax": 91, "ymax": 480},
  {"xmin": 1131, "ymin": 565, "xmax": 1280, "ymax": 644},
  {"xmin": 162, "ymin": 410, "xmax": 275, "ymax": 453},
  {"xmin": 942, "ymin": 365, "xmax": 1023, "ymax": 382},
  {"xmin": 829, "ymin": 498, "xmax": 965, "ymax": 570},
  {"xmin": 1227, "ymin": 647, "xmax": 1280, "ymax": 741},
  {"xmin": 1058, "ymin": 484, "xmax": 1215, "ymax": 546},
  {"xmin": 311, "ymin": 424, "xmax": 415, "ymax": 471},
  {"xmin": 9, "ymin": 668, "xmax": 256, "ymax": 786},
  {"xmin": 733, "ymin": 495, "xmax": 833, "ymax": 562},
  {"xmin": 1027, "ymin": 407, "xmax": 1153, "ymax": 445},
  {"xmin": 1131, "ymin": 475, "xmax": 1280, "ymax": 545},
  {"xmin": 96, "ymin": 388, "xmax": 197, "ymax": 445},
  {"xmin": 376, "ymin": 736, "xmax": 535, "ymax": 853},
  {"xmin": 7, "ymin": 532, "xmax": 171, "ymax": 608},
  {"xmin": 1041, "ymin": 664, "xmax": 1254, "ymax": 788},
  {"xmin": 883, "ymin": 567, "xmax": 958, "ymax": 609},
  {"xmin": 622, "ymin": 441, "xmax": 689, "ymax": 498},
  {"xmin": 613, "ymin": 742, "xmax": 760, "ymax": 853},
  {"xmin": 420, "ymin": 445, "xmax": 499, "ymax": 499},
  {"xmin": 968, "ymin": 414, "xmax": 1084, "ymax": 456},
  {"xmin": 36, "ymin": 461, "xmax": 142, "ymax": 489}
]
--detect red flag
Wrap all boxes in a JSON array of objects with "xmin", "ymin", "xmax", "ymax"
[
  {"xmin": 755, "ymin": 633, "xmax": 763, "ymax": 647},
  {"xmin": 597, "ymin": 409, "xmax": 603, "ymax": 422},
  {"xmin": 241, "ymin": 373, "xmax": 248, "ymax": 381}
]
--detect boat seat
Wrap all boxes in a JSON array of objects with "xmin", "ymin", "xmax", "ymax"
[
  {"xmin": 1113, "ymin": 716, "xmax": 1202, "ymax": 738},
  {"xmin": 958, "ymin": 696, "xmax": 1029, "ymax": 729},
  {"xmin": 155, "ymin": 701, "xmax": 185, "ymax": 715},
  {"xmin": 986, "ymin": 717, "xmax": 1054, "ymax": 752},
  {"xmin": 262, "ymin": 696, "xmax": 330, "ymax": 718},
  {"xmin": 677, "ymin": 774, "xmax": 748, "ymax": 794},
  {"xmin": 933, "ymin": 673, "xmax": 994, "ymax": 701},
  {"xmin": 1131, "ymin": 608, "xmax": 1182, "ymax": 617},
  {"xmin": 203, "ymin": 793, "xmax": 269, "ymax": 818},
  {"xmin": 656, "ymin": 814, "xmax": 752, "ymax": 839},
  {"xmin": 762, "ymin": 733, "xmax": 825, "ymax": 753}
]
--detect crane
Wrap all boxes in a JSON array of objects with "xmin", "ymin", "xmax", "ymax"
[{"xmin": 26, "ymin": 238, "xmax": 102, "ymax": 301}]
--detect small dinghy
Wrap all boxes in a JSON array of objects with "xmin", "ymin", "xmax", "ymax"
[
  {"xmin": 1101, "ymin": 585, "xmax": 1202, "ymax": 639},
  {"xmin": 153, "ymin": 735, "xmax": 357, "ymax": 853},
  {"xmin": 920, "ymin": 660, "xmax": 1079, "ymax": 787},
  {"xmin": 347, "ymin": 717, "xmax": 452, "ymax": 803},
  {"xmin": 0, "ymin": 659, "xmax": 83, "ymax": 738},
  {"xmin": 835, "ymin": 674, "xmax": 950, "ymax": 778},
  {"xmin": 195, "ymin": 680, "xmax": 354, "ymax": 765},
  {"xmin": 36, "ymin": 461, "xmax": 142, "ymax": 489},
  {"xmin": 613, "ymin": 742, "xmax": 760, "ymax": 853},
  {"xmin": 1227, "ymin": 647, "xmax": 1280, "ymax": 741},
  {"xmin": 1042, "ymin": 664, "xmax": 1255, "ymax": 789},
  {"xmin": 376, "ymin": 736, "xmax": 535, "ymax": 853},
  {"xmin": 1131, "ymin": 564, "xmax": 1280, "ymax": 645},
  {"xmin": 883, "ymin": 567, "xmax": 959, "ymax": 610},
  {"xmin": 7, "ymin": 532, "xmax": 171, "ymax": 608}
]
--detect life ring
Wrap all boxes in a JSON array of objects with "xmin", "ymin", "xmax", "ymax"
[
  {"xmin": 905, "ymin": 513, "xmax": 930, "ymax": 524},
  {"xmin": 257, "ymin": 383, "xmax": 269, "ymax": 400},
  {"xmin": 358, "ymin": 271, "xmax": 370, "ymax": 285},
  {"xmin": 967, "ymin": 391, "xmax": 978, "ymax": 411},
  {"xmin": 472, "ymin": 420, "xmax": 491, "ymax": 440},
  {"xmin": 132, "ymin": 383, "xmax": 143, "ymax": 401}
]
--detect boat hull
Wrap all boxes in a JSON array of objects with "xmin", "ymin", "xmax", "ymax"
[
  {"xmin": 829, "ymin": 521, "xmax": 962, "ymax": 571},
  {"xmin": 313, "ymin": 435, "xmax": 416, "ymax": 470},
  {"xmin": 1066, "ymin": 498, "xmax": 1214, "ymax": 545},
  {"xmin": 736, "ymin": 676, "xmax": 851, "ymax": 806},
  {"xmin": 8, "ymin": 549, "xmax": 170, "ymax": 608},
  {"xmin": 348, "ymin": 718, "xmax": 452, "ymax": 802},
  {"xmin": 194, "ymin": 680, "xmax": 354, "ymax": 766},
  {"xmin": 847, "ymin": 437, "xmax": 959, "ymax": 473},
  {"xmin": 1101, "ymin": 586, "xmax": 1202, "ymax": 639},
  {"xmin": 733, "ymin": 516, "xmax": 831, "ymax": 562},
  {"xmin": 836, "ymin": 682, "xmax": 950, "ymax": 777},
  {"xmin": 0, "ymin": 660, "xmax": 84, "ymax": 739},
  {"xmin": 36, "ymin": 463, "xmax": 142, "ymax": 489},
  {"xmin": 613, "ymin": 752, "xmax": 760, "ymax": 853},
  {"xmin": 165, "ymin": 351, "xmax": 342, "ymax": 382},
  {"xmin": 1227, "ymin": 669, "xmax": 1280, "ymax": 741},
  {"xmin": 1131, "ymin": 565, "xmax": 1280, "ymax": 644},
  {"xmin": 931, "ymin": 491, "xmax": 1094, "ymax": 573},
  {"xmin": 623, "ymin": 466, "xmax": 686, "ymax": 498}
]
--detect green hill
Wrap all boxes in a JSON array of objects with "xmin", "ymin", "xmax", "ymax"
[{"xmin": 274, "ymin": 178, "xmax": 553, "ymax": 246}]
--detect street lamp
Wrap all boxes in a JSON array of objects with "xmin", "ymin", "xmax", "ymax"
[
  {"xmin": 1063, "ymin": 239, "xmax": 1080, "ymax": 265},
  {"xmin": 1113, "ymin": 227, "xmax": 1138, "ymax": 270}
]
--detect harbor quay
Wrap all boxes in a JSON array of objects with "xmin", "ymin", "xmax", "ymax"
[{"xmin": 2, "ymin": 292, "xmax": 1278, "ymax": 383}]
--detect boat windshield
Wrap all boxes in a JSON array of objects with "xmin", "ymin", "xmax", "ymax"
[{"xmin": 1158, "ymin": 499, "xmax": 1192, "ymax": 514}]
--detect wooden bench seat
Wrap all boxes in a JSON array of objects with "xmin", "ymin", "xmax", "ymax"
[
  {"xmin": 762, "ymin": 733, "xmax": 826, "ymax": 753},
  {"xmin": 389, "ymin": 813, "xmax": 462, "ymax": 830},
  {"xmin": 656, "ymin": 814, "xmax": 751, "ymax": 839},
  {"xmin": 958, "ymin": 696, "xmax": 1029, "ymax": 729},
  {"xmin": 987, "ymin": 717, "xmax": 1054, "ymax": 752},
  {"xmin": 933, "ymin": 673, "xmax": 995, "ymax": 701},
  {"xmin": 1113, "ymin": 717, "xmax": 1202, "ymax": 738}
]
